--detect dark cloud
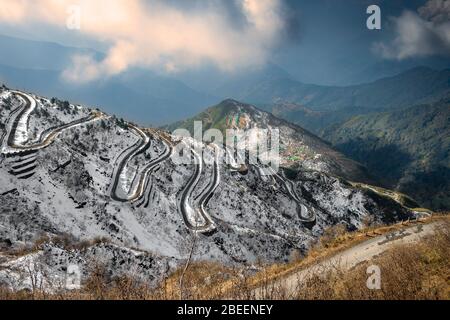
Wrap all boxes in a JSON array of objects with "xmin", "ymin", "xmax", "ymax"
[
  {"xmin": 375, "ymin": 0, "xmax": 450, "ymax": 59},
  {"xmin": 144, "ymin": 0, "xmax": 301, "ymax": 45},
  {"xmin": 279, "ymin": 0, "xmax": 303, "ymax": 44},
  {"xmin": 418, "ymin": 0, "xmax": 450, "ymax": 23}
]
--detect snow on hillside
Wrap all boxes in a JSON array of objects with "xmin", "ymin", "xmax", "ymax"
[{"xmin": 0, "ymin": 87, "xmax": 417, "ymax": 290}]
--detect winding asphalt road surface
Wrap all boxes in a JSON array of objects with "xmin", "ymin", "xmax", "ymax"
[
  {"xmin": 254, "ymin": 220, "xmax": 445, "ymax": 299},
  {"xmin": 0, "ymin": 95, "xmax": 24, "ymax": 151},
  {"xmin": 5, "ymin": 92, "xmax": 36, "ymax": 149},
  {"xmin": 129, "ymin": 135, "xmax": 173, "ymax": 204},
  {"xmin": 257, "ymin": 164, "xmax": 316, "ymax": 223},
  {"xmin": 196, "ymin": 145, "xmax": 221, "ymax": 230},
  {"xmin": 178, "ymin": 143, "xmax": 219, "ymax": 233},
  {"xmin": 0, "ymin": 93, "xmax": 26, "ymax": 163},
  {"xmin": 2, "ymin": 91, "xmax": 103, "ymax": 155},
  {"xmin": 109, "ymin": 125, "xmax": 175, "ymax": 203},
  {"xmin": 109, "ymin": 124, "xmax": 151, "ymax": 202},
  {"xmin": 279, "ymin": 169, "xmax": 316, "ymax": 223}
]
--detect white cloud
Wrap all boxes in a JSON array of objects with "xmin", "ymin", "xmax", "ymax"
[
  {"xmin": 0, "ymin": 0, "xmax": 285, "ymax": 82},
  {"xmin": 375, "ymin": 0, "xmax": 450, "ymax": 60}
]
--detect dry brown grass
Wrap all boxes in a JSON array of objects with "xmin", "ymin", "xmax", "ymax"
[
  {"xmin": 254, "ymin": 214, "xmax": 450, "ymax": 286},
  {"xmin": 159, "ymin": 214, "xmax": 450, "ymax": 300},
  {"xmin": 291, "ymin": 219, "xmax": 450, "ymax": 300}
]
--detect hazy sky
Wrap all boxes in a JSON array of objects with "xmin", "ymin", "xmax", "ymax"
[
  {"xmin": 0, "ymin": 0, "xmax": 449, "ymax": 85},
  {"xmin": 275, "ymin": 0, "xmax": 450, "ymax": 84}
]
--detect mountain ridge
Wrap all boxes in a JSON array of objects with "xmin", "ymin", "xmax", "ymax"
[
  {"xmin": 253, "ymin": 66, "xmax": 450, "ymax": 135},
  {"xmin": 167, "ymin": 99, "xmax": 377, "ymax": 184}
]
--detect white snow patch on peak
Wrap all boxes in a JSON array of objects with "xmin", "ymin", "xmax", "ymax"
[{"xmin": 0, "ymin": 91, "xmax": 11, "ymax": 100}]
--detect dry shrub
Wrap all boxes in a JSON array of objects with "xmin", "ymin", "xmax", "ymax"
[
  {"xmin": 152, "ymin": 261, "xmax": 238, "ymax": 300},
  {"xmin": 81, "ymin": 263, "xmax": 153, "ymax": 300},
  {"xmin": 7, "ymin": 234, "xmax": 111, "ymax": 257},
  {"xmin": 317, "ymin": 223, "xmax": 348, "ymax": 249}
]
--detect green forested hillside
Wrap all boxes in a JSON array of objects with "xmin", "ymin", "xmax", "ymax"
[
  {"xmin": 323, "ymin": 99, "xmax": 450, "ymax": 210},
  {"xmin": 166, "ymin": 99, "xmax": 242, "ymax": 134}
]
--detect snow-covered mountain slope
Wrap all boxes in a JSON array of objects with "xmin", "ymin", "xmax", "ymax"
[
  {"xmin": 167, "ymin": 99, "xmax": 374, "ymax": 184},
  {"xmin": 0, "ymin": 86, "xmax": 419, "ymax": 290}
]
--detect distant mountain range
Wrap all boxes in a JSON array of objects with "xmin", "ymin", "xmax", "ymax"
[
  {"xmin": 0, "ymin": 61, "xmax": 219, "ymax": 127},
  {"xmin": 255, "ymin": 67, "xmax": 450, "ymax": 134},
  {"xmin": 0, "ymin": 34, "xmax": 218, "ymax": 126},
  {"xmin": 223, "ymin": 67, "xmax": 450, "ymax": 109},
  {"xmin": 0, "ymin": 34, "xmax": 103, "ymax": 71},
  {"xmin": 1, "ymin": 34, "xmax": 449, "ymax": 130}
]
